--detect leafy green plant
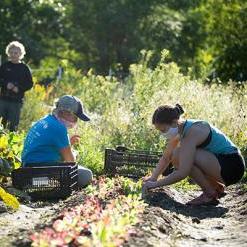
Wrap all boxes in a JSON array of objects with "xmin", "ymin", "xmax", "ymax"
[
  {"xmin": 0, "ymin": 128, "xmax": 23, "ymax": 209},
  {"xmin": 0, "ymin": 187, "xmax": 20, "ymax": 210},
  {"xmin": 0, "ymin": 131, "xmax": 23, "ymax": 177},
  {"xmin": 30, "ymin": 176, "xmax": 145, "ymax": 247},
  {"xmin": 20, "ymin": 83, "xmax": 52, "ymax": 131},
  {"xmin": 172, "ymin": 177, "xmax": 198, "ymax": 191}
]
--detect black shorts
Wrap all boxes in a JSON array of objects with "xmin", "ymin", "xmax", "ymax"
[{"xmin": 215, "ymin": 152, "xmax": 246, "ymax": 186}]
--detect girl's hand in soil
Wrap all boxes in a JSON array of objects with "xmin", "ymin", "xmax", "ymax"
[
  {"xmin": 70, "ymin": 135, "xmax": 81, "ymax": 145},
  {"xmin": 143, "ymin": 180, "xmax": 159, "ymax": 189}
]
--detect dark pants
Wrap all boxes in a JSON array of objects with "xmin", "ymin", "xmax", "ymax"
[{"xmin": 0, "ymin": 99, "xmax": 22, "ymax": 131}]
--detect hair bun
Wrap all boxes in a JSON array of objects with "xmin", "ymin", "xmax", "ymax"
[{"xmin": 175, "ymin": 104, "xmax": 184, "ymax": 115}]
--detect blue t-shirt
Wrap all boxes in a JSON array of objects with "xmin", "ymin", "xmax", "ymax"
[{"xmin": 21, "ymin": 114, "xmax": 70, "ymax": 165}]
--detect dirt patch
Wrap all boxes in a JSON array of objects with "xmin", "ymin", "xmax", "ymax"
[
  {"xmin": 124, "ymin": 185, "xmax": 247, "ymax": 247},
  {"xmin": 0, "ymin": 201, "xmax": 58, "ymax": 247},
  {"xmin": 0, "ymin": 191, "xmax": 86, "ymax": 247},
  {"xmin": 0, "ymin": 185, "xmax": 246, "ymax": 247}
]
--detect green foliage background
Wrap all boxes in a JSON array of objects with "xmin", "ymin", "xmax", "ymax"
[
  {"xmin": 0, "ymin": 0, "xmax": 246, "ymax": 210},
  {"xmin": 0, "ymin": 0, "xmax": 247, "ymax": 81}
]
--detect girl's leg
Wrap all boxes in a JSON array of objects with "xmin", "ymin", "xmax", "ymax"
[
  {"xmin": 193, "ymin": 148, "xmax": 225, "ymax": 185},
  {"xmin": 172, "ymin": 147, "xmax": 224, "ymax": 190},
  {"xmin": 189, "ymin": 165, "xmax": 216, "ymax": 194},
  {"xmin": 206, "ymin": 176, "xmax": 225, "ymax": 196},
  {"xmin": 172, "ymin": 148, "xmax": 224, "ymax": 205}
]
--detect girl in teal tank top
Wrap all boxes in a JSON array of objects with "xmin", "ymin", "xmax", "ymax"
[{"xmin": 143, "ymin": 104, "xmax": 245, "ymax": 206}]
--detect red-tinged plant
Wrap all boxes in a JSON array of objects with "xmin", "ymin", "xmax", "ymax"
[
  {"xmin": 30, "ymin": 177, "xmax": 146, "ymax": 247},
  {"xmin": 30, "ymin": 196, "xmax": 103, "ymax": 246}
]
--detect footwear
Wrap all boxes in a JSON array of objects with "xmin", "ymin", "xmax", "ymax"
[
  {"xmin": 208, "ymin": 178, "xmax": 226, "ymax": 198},
  {"xmin": 187, "ymin": 192, "xmax": 219, "ymax": 206},
  {"xmin": 215, "ymin": 184, "xmax": 226, "ymax": 198},
  {"xmin": 217, "ymin": 191, "xmax": 227, "ymax": 198}
]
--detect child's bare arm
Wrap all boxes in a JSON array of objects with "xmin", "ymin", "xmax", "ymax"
[{"xmin": 60, "ymin": 146, "xmax": 75, "ymax": 162}]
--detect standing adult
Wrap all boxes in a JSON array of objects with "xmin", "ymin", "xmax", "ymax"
[{"xmin": 0, "ymin": 41, "xmax": 33, "ymax": 131}]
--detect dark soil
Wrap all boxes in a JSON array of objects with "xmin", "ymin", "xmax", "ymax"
[
  {"xmin": 124, "ymin": 185, "xmax": 247, "ymax": 247},
  {"xmin": 0, "ymin": 185, "xmax": 246, "ymax": 247}
]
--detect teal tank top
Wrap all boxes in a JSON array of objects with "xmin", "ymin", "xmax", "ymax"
[{"xmin": 181, "ymin": 119, "xmax": 238, "ymax": 154}]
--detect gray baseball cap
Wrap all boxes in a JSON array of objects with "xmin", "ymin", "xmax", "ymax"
[{"xmin": 56, "ymin": 95, "xmax": 90, "ymax": 121}]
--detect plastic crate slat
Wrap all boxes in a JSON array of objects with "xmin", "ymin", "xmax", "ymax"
[
  {"xmin": 110, "ymin": 164, "xmax": 157, "ymax": 169},
  {"xmin": 109, "ymin": 160, "xmax": 158, "ymax": 166},
  {"xmin": 11, "ymin": 163, "xmax": 78, "ymax": 199},
  {"xmin": 104, "ymin": 148, "xmax": 165, "ymax": 178}
]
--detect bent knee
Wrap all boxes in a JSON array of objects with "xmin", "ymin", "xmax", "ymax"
[{"xmin": 78, "ymin": 167, "xmax": 93, "ymax": 187}]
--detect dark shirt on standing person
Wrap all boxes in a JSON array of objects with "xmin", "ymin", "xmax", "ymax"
[{"xmin": 0, "ymin": 61, "xmax": 33, "ymax": 103}]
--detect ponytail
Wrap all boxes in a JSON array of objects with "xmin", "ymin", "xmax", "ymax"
[{"xmin": 175, "ymin": 103, "xmax": 184, "ymax": 116}]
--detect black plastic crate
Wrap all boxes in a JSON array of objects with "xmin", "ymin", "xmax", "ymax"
[
  {"xmin": 11, "ymin": 163, "xmax": 78, "ymax": 200},
  {"xmin": 104, "ymin": 146, "xmax": 173, "ymax": 178}
]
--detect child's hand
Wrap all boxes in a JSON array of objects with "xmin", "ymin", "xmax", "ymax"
[
  {"xmin": 70, "ymin": 135, "xmax": 81, "ymax": 145},
  {"xmin": 72, "ymin": 149, "xmax": 78, "ymax": 159}
]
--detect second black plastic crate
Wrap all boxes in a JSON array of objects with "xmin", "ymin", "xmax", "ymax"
[
  {"xmin": 104, "ymin": 147, "xmax": 173, "ymax": 178},
  {"xmin": 11, "ymin": 163, "xmax": 78, "ymax": 200}
]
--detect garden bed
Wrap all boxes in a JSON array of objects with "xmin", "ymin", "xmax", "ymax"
[{"xmin": 0, "ymin": 177, "xmax": 246, "ymax": 247}]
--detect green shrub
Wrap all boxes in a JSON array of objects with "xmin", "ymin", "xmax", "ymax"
[{"xmin": 20, "ymin": 83, "xmax": 51, "ymax": 131}]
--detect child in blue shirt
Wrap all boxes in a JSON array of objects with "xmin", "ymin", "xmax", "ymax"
[{"xmin": 22, "ymin": 95, "xmax": 92, "ymax": 187}]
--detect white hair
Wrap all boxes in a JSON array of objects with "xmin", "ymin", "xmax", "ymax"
[
  {"xmin": 5, "ymin": 41, "xmax": 26, "ymax": 59},
  {"xmin": 52, "ymin": 107, "xmax": 69, "ymax": 117}
]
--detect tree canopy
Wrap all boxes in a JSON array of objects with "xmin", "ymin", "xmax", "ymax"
[{"xmin": 0, "ymin": 0, "xmax": 246, "ymax": 81}]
